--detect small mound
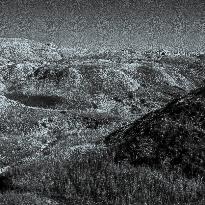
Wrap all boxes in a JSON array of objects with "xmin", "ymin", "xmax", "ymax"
[
  {"xmin": 105, "ymin": 87, "xmax": 205, "ymax": 178},
  {"xmin": 4, "ymin": 93, "xmax": 65, "ymax": 109}
]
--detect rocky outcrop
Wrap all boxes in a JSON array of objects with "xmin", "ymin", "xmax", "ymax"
[{"xmin": 105, "ymin": 87, "xmax": 205, "ymax": 178}]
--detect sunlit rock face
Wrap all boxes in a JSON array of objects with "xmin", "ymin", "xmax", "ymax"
[
  {"xmin": 105, "ymin": 86, "xmax": 205, "ymax": 178},
  {"xmin": 0, "ymin": 38, "xmax": 62, "ymax": 62}
]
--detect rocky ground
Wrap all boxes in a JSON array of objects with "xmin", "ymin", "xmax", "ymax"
[{"xmin": 0, "ymin": 38, "xmax": 205, "ymax": 204}]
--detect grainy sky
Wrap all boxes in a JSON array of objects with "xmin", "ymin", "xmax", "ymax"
[{"xmin": 0, "ymin": 0, "xmax": 204, "ymax": 52}]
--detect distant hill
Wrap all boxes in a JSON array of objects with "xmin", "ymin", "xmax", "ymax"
[{"xmin": 1, "ymin": 38, "xmax": 205, "ymax": 121}]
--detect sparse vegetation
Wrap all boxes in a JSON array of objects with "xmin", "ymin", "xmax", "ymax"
[
  {"xmin": 0, "ymin": 38, "xmax": 205, "ymax": 204},
  {"xmin": 7, "ymin": 149, "xmax": 205, "ymax": 205}
]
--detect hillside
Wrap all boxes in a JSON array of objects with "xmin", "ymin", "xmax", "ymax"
[
  {"xmin": 0, "ymin": 38, "xmax": 205, "ymax": 204},
  {"xmin": 1, "ymin": 38, "xmax": 205, "ymax": 120},
  {"xmin": 105, "ymin": 86, "xmax": 205, "ymax": 178}
]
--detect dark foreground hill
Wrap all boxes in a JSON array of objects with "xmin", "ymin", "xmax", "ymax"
[{"xmin": 105, "ymin": 86, "xmax": 205, "ymax": 178}]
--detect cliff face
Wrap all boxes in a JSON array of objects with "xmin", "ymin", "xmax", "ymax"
[{"xmin": 105, "ymin": 87, "xmax": 205, "ymax": 178}]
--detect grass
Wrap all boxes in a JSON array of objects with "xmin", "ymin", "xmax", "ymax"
[{"xmin": 7, "ymin": 146, "xmax": 204, "ymax": 205}]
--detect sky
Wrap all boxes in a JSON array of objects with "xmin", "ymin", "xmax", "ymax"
[{"xmin": 0, "ymin": 0, "xmax": 204, "ymax": 52}]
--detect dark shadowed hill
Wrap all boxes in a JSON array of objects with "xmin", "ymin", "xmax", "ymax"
[{"xmin": 105, "ymin": 86, "xmax": 205, "ymax": 178}]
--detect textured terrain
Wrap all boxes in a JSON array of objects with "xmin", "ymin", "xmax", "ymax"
[
  {"xmin": 0, "ymin": 38, "xmax": 205, "ymax": 204},
  {"xmin": 105, "ymin": 86, "xmax": 205, "ymax": 178}
]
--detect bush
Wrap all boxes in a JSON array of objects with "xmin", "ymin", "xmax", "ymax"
[{"xmin": 14, "ymin": 148, "xmax": 205, "ymax": 205}]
